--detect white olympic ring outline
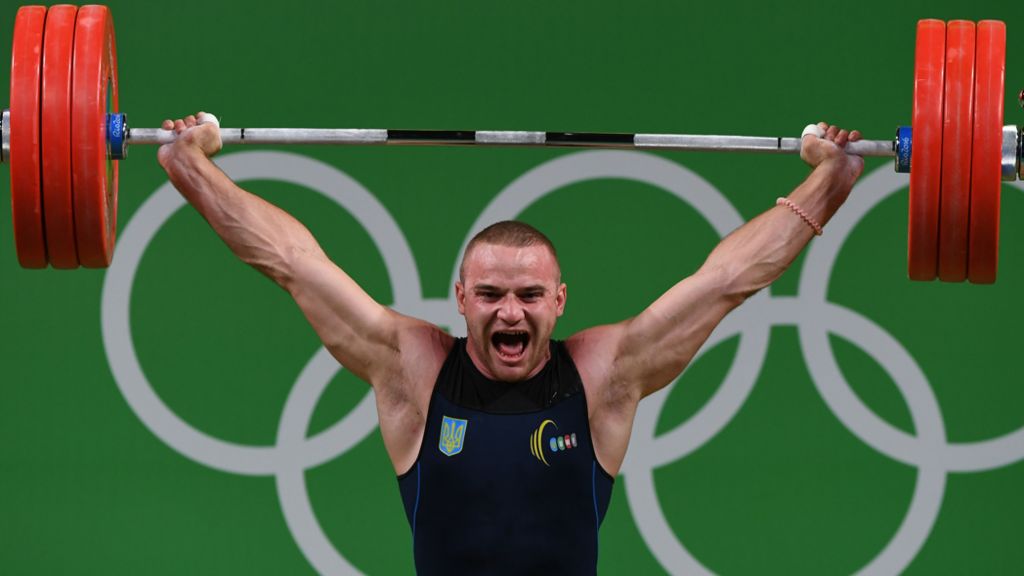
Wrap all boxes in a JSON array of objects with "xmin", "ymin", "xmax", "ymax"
[{"xmin": 100, "ymin": 150, "xmax": 1024, "ymax": 575}]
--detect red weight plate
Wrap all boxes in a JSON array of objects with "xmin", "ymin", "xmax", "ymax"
[
  {"xmin": 968, "ymin": 20, "xmax": 1006, "ymax": 284},
  {"xmin": 72, "ymin": 5, "xmax": 119, "ymax": 268},
  {"xmin": 42, "ymin": 5, "xmax": 80, "ymax": 269},
  {"xmin": 10, "ymin": 6, "xmax": 48, "ymax": 268},
  {"xmin": 937, "ymin": 20, "xmax": 976, "ymax": 282},
  {"xmin": 908, "ymin": 20, "xmax": 945, "ymax": 281}
]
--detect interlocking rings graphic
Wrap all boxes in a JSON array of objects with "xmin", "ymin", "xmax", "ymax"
[{"xmin": 101, "ymin": 150, "xmax": 1024, "ymax": 575}]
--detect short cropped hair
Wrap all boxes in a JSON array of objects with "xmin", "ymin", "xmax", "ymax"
[{"xmin": 459, "ymin": 221, "xmax": 560, "ymax": 282}]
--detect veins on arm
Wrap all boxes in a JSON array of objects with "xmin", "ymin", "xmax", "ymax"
[{"xmin": 603, "ymin": 159, "xmax": 860, "ymax": 399}]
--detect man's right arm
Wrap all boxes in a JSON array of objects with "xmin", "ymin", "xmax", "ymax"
[{"xmin": 156, "ymin": 114, "xmax": 444, "ymax": 386}]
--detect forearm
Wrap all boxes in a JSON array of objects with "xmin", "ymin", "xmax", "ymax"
[
  {"xmin": 160, "ymin": 148, "xmax": 323, "ymax": 286},
  {"xmin": 703, "ymin": 158, "xmax": 859, "ymax": 299}
]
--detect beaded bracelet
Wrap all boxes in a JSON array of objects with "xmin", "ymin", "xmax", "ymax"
[{"xmin": 776, "ymin": 197, "xmax": 823, "ymax": 236}]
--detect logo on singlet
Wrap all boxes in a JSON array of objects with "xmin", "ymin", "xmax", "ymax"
[
  {"xmin": 529, "ymin": 419, "xmax": 577, "ymax": 466},
  {"xmin": 439, "ymin": 416, "xmax": 468, "ymax": 456}
]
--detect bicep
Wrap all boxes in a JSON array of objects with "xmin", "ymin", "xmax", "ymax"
[
  {"xmin": 606, "ymin": 267, "xmax": 741, "ymax": 397},
  {"xmin": 286, "ymin": 251, "xmax": 405, "ymax": 382}
]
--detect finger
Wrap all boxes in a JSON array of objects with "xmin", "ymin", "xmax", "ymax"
[
  {"xmin": 184, "ymin": 114, "xmax": 197, "ymax": 128},
  {"xmin": 817, "ymin": 121, "xmax": 829, "ymax": 133},
  {"xmin": 173, "ymin": 119, "xmax": 186, "ymax": 133},
  {"xmin": 161, "ymin": 119, "xmax": 173, "ymax": 130},
  {"xmin": 835, "ymin": 129, "xmax": 849, "ymax": 147},
  {"xmin": 825, "ymin": 125, "xmax": 840, "ymax": 140},
  {"xmin": 849, "ymin": 129, "xmax": 862, "ymax": 142}
]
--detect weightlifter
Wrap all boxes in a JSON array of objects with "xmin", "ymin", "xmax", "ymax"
[{"xmin": 158, "ymin": 112, "xmax": 864, "ymax": 575}]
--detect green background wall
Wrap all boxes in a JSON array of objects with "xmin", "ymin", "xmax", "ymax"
[{"xmin": 2, "ymin": 1, "xmax": 1023, "ymax": 573}]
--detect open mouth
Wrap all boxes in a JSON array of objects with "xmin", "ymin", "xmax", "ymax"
[{"xmin": 491, "ymin": 330, "xmax": 529, "ymax": 361}]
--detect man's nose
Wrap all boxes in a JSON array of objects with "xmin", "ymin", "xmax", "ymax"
[{"xmin": 496, "ymin": 295, "xmax": 524, "ymax": 323}]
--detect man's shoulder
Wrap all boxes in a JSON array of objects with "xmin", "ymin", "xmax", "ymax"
[
  {"xmin": 564, "ymin": 322, "xmax": 628, "ymax": 358},
  {"xmin": 373, "ymin": 314, "xmax": 454, "ymax": 383},
  {"xmin": 563, "ymin": 322, "xmax": 631, "ymax": 387}
]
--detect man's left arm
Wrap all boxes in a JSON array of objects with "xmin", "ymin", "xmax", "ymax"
[{"xmin": 569, "ymin": 124, "xmax": 864, "ymax": 472}]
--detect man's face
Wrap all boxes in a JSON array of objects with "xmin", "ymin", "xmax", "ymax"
[{"xmin": 456, "ymin": 243, "xmax": 567, "ymax": 382}]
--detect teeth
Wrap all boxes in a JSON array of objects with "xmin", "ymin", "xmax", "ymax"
[{"xmin": 492, "ymin": 330, "xmax": 528, "ymax": 360}]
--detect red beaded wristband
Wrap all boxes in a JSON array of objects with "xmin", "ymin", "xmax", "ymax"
[{"xmin": 776, "ymin": 197, "xmax": 823, "ymax": 236}]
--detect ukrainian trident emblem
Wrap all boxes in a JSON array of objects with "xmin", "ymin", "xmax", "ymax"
[{"xmin": 439, "ymin": 416, "xmax": 468, "ymax": 456}]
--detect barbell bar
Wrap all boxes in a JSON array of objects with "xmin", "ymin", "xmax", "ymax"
[
  {"xmin": 1, "ymin": 6, "xmax": 1018, "ymax": 283},
  {"xmin": 125, "ymin": 126, "xmax": 901, "ymax": 156}
]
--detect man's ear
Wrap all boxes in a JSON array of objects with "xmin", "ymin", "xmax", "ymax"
[
  {"xmin": 555, "ymin": 283, "xmax": 567, "ymax": 317},
  {"xmin": 456, "ymin": 281, "xmax": 466, "ymax": 315}
]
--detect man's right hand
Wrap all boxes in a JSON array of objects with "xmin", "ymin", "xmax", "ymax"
[
  {"xmin": 157, "ymin": 112, "xmax": 223, "ymax": 169},
  {"xmin": 799, "ymin": 122, "xmax": 865, "ymax": 181}
]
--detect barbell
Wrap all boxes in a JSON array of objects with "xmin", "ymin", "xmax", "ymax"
[{"xmin": 1, "ymin": 6, "xmax": 1017, "ymax": 283}]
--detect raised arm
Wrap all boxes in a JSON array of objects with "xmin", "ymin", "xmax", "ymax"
[
  {"xmin": 569, "ymin": 123, "xmax": 864, "ymax": 474},
  {"xmin": 158, "ymin": 113, "xmax": 450, "ymax": 472},
  {"xmin": 155, "ymin": 113, "xmax": 447, "ymax": 387}
]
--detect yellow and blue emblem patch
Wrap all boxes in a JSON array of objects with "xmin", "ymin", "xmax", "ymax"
[{"xmin": 439, "ymin": 415, "xmax": 468, "ymax": 456}]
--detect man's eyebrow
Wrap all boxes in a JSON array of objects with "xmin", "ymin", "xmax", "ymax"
[{"xmin": 471, "ymin": 284, "xmax": 547, "ymax": 293}]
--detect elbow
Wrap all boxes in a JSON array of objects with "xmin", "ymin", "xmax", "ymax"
[
  {"xmin": 702, "ymin": 260, "xmax": 778, "ymax": 307},
  {"xmin": 273, "ymin": 246, "xmax": 318, "ymax": 293},
  {"xmin": 238, "ymin": 248, "xmax": 295, "ymax": 289},
  {"xmin": 244, "ymin": 227, "xmax": 326, "ymax": 291},
  {"xmin": 243, "ymin": 245, "xmax": 307, "ymax": 293}
]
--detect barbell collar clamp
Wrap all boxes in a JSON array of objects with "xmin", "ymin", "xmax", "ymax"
[
  {"xmin": 1, "ymin": 108, "xmax": 9, "ymax": 164},
  {"xmin": 895, "ymin": 126, "xmax": 912, "ymax": 173},
  {"xmin": 1003, "ymin": 125, "xmax": 1019, "ymax": 181},
  {"xmin": 107, "ymin": 112, "xmax": 127, "ymax": 160}
]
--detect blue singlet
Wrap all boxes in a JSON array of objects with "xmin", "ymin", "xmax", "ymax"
[{"xmin": 397, "ymin": 338, "xmax": 614, "ymax": 575}]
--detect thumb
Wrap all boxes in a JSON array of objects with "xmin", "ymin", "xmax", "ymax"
[
  {"xmin": 800, "ymin": 123, "xmax": 826, "ymax": 143},
  {"xmin": 197, "ymin": 112, "xmax": 220, "ymax": 127}
]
